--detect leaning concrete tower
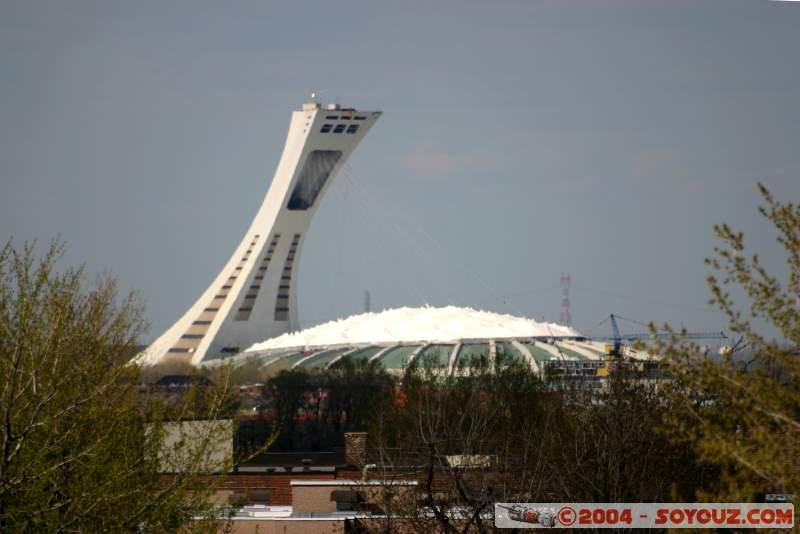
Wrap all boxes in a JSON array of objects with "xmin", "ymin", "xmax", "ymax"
[{"xmin": 138, "ymin": 99, "xmax": 381, "ymax": 366}]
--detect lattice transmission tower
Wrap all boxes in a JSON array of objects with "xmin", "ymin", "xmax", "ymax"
[{"xmin": 560, "ymin": 273, "xmax": 572, "ymax": 327}]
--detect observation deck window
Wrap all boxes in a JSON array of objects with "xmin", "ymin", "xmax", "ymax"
[{"xmin": 287, "ymin": 150, "xmax": 342, "ymax": 210}]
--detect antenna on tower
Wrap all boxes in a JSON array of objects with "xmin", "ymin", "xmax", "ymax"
[
  {"xmin": 560, "ymin": 273, "xmax": 572, "ymax": 327},
  {"xmin": 364, "ymin": 291, "xmax": 371, "ymax": 313}
]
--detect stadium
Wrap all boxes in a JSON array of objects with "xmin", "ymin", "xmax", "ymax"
[
  {"xmin": 136, "ymin": 99, "xmax": 664, "ymax": 376},
  {"xmin": 229, "ymin": 305, "xmax": 661, "ymax": 378}
]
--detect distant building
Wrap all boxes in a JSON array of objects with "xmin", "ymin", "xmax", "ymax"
[
  {"xmin": 228, "ymin": 306, "xmax": 660, "ymax": 378},
  {"xmin": 154, "ymin": 419, "xmax": 233, "ymax": 474},
  {"xmin": 154, "ymin": 374, "xmax": 214, "ymax": 387},
  {"xmin": 178, "ymin": 432, "xmax": 470, "ymax": 533}
]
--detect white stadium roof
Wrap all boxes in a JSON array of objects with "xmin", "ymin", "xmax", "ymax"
[
  {"xmin": 226, "ymin": 306, "xmax": 660, "ymax": 377},
  {"xmin": 246, "ymin": 306, "xmax": 581, "ymax": 352}
]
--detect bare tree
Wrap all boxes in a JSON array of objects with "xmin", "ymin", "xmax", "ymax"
[{"xmin": 367, "ymin": 353, "xmax": 711, "ymax": 533}]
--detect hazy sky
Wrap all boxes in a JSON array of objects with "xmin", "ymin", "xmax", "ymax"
[{"xmin": 2, "ymin": 0, "xmax": 798, "ymax": 341}]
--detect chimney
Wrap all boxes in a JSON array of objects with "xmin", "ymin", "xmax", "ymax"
[{"xmin": 344, "ymin": 432, "xmax": 368, "ymax": 467}]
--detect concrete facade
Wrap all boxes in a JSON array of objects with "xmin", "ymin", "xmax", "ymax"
[{"xmin": 137, "ymin": 100, "xmax": 381, "ymax": 366}]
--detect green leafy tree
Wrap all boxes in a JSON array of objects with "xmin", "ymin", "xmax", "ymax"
[
  {"xmin": 0, "ymin": 240, "xmax": 238, "ymax": 533},
  {"xmin": 656, "ymin": 184, "xmax": 800, "ymax": 500}
]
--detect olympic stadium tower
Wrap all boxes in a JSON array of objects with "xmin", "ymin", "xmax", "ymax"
[{"xmin": 137, "ymin": 99, "xmax": 382, "ymax": 366}]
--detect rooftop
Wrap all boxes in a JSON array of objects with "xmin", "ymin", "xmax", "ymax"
[{"xmin": 247, "ymin": 306, "xmax": 580, "ymax": 352}]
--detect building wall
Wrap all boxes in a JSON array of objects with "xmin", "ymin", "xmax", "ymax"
[
  {"xmin": 197, "ymin": 467, "xmax": 459, "ymax": 507},
  {"xmin": 202, "ymin": 472, "xmax": 337, "ymax": 505},
  {"xmin": 290, "ymin": 481, "xmax": 418, "ymax": 515},
  {"xmin": 291, "ymin": 485, "xmax": 339, "ymax": 513},
  {"xmin": 228, "ymin": 519, "xmax": 344, "ymax": 534},
  {"xmin": 154, "ymin": 420, "xmax": 233, "ymax": 473}
]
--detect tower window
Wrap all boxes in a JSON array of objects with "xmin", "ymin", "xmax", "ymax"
[
  {"xmin": 320, "ymin": 124, "xmax": 333, "ymax": 133},
  {"xmin": 287, "ymin": 150, "xmax": 342, "ymax": 210},
  {"xmin": 333, "ymin": 124, "xmax": 346, "ymax": 133},
  {"xmin": 273, "ymin": 233, "xmax": 299, "ymax": 321},
  {"xmin": 235, "ymin": 233, "xmax": 282, "ymax": 321},
  {"xmin": 346, "ymin": 125, "xmax": 359, "ymax": 134}
]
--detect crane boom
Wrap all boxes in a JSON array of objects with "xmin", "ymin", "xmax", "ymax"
[
  {"xmin": 589, "ymin": 313, "xmax": 726, "ymax": 357},
  {"xmin": 590, "ymin": 331, "xmax": 727, "ymax": 341}
]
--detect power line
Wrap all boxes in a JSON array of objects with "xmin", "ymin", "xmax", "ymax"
[
  {"xmin": 571, "ymin": 283, "xmax": 720, "ymax": 314},
  {"xmin": 341, "ymin": 162, "xmax": 523, "ymax": 315}
]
